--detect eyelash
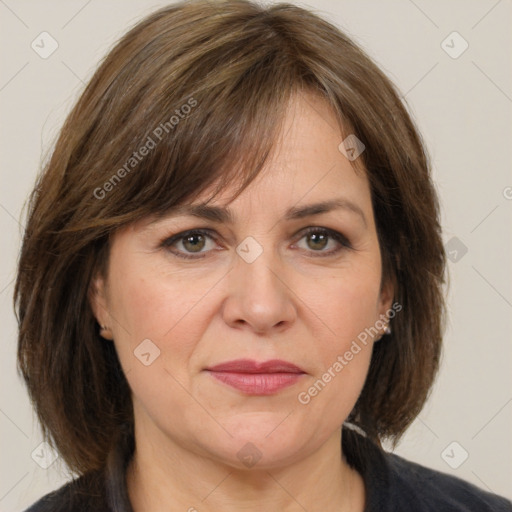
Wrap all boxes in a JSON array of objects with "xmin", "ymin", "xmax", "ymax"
[{"xmin": 160, "ymin": 227, "xmax": 352, "ymax": 260}]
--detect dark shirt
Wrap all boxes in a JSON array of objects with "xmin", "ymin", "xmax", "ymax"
[{"xmin": 24, "ymin": 426, "xmax": 512, "ymax": 512}]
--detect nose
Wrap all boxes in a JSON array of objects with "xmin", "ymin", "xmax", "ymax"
[{"xmin": 221, "ymin": 243, "xmax": 297, "ymax": 335}]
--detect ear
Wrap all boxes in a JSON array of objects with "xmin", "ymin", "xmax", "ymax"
[
  {"xmin": 373, "ymin": 276, "xmax": 395, "ymax": 341},
  {"xmin": 377, "ymin": 275, "xmax": 395, "ymax": 317},
  {"xmin": 88, "ymin": 272, "xmax": 113, "ymax": 340}
]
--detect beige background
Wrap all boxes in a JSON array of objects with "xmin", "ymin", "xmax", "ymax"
[{"xmin": 1, "ymin": 0, "xmax": 511, "ymax": 509}]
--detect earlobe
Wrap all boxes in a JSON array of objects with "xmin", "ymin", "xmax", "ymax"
[
  {"xmin": 376, "ymin": 277, "xmax": 395, "ymax": 341},
  {"xmin": 98, "ymin": 324, "xmax": 114, "ymax": 340}
]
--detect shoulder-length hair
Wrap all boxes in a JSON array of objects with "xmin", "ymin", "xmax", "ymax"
[{"xmin": 15, "ymin": 0, "xmax": 446, "ymax": 476}]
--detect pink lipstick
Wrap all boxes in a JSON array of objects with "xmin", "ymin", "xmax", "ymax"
[{"xmin": 205, "ymin": 359, "xmax": 305, "ymax": 395}]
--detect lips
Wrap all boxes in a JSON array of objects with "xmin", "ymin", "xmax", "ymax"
[
  {"xmin": 205, "ymin": 359, "xmax": 305, "ymax": 395},
  {"xmin": 207, "ymin": 359, "xmax": 304, "ymax": 374}
]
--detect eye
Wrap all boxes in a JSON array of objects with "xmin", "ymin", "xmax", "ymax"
[
  {"xmin": 293, "ymin": 227, "xmax": 351, "ymax": 256},
  {"xmin": 161, "ymin": 229, "xmax": 219, "ymax": 259},
  {"xmin": 161, "ymin": 226, "xmax": 351, "ymax": 260}
]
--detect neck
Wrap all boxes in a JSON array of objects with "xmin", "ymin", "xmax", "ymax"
[{"xmin": 126, "ymin": 421, "xmax": 365, "ymax": 512}]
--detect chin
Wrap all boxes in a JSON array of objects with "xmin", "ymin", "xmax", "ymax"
[{"xmin": 194, "ymin": 412, "xmax": 318, "ymax": 470}]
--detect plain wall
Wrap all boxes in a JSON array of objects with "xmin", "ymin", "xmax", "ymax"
[{"xmin": 1, "ymin": 0, "xmax": 511, "ymax": 509}]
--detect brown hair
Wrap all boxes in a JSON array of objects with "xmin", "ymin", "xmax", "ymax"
[{"xmin": 15, "ymin": 0, "xmax": 446, "ymax": 478}]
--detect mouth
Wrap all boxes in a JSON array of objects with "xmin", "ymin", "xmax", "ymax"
[{"xmin": 204, "ymin": 359, "xmax": 306, "ymax": 395}]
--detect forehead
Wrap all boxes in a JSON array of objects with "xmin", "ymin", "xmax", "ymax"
[
  {"xmin": 191, "ymin": 92, "xmax": 370, "ymax": 207},
  {"xmin": 129, "ymin": 91, "xmax": 373, "ymax": 233}
]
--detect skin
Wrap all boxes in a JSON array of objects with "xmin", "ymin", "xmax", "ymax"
[{"xmin": 90, "ymin": 91, "xmax": 394, "ymax": 512}]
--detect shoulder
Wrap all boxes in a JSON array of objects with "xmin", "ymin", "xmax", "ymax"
[
  {"xmin": 342, "ymin": 426, "xmax": 512, "ymax": 512},
  {"xmin": 384, "ymin": 451, "xmax": 512, "ymax": 512},
  {"xmin": 23, "ymin": 472, "xmax": 110, "ymax": 512}
]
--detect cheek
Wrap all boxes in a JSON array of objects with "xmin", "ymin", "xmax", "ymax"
[
  {"xmin": 301, "ymin": 263, "xmax": 382, "ymax": 351},
  {"xmin": 107, "ymin": 269, "xmax": 213, "ymax": 434},
  {"xmin": 294, "ymin": 305, "xmax": 375, "ymax": 440},
  {"xmin": 109, "ymin": 255, "xmax": 216, "ymax": 340},
  {"xmin": 290, "ymin": 265, "xmax": 381, "ymax": 425},
  {"xmin": 107, "ymin": 260, "xmax": 220, "ymax": 390}
]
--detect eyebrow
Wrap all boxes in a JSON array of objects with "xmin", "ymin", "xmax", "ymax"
[{"xmin": 162, "ymin": 198, "xmax": 367, "ymax": 227}]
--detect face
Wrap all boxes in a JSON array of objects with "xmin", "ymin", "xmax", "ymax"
[{"xmin": 91, "ymin": 92, "xmax": 393, "ymax": 470}]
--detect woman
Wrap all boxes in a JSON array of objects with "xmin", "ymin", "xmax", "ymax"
[{"xmin": 15, "ymin": 0, "xmax": 511, "ymax": 510}]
